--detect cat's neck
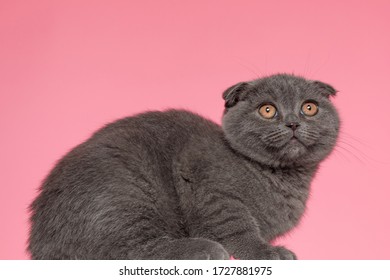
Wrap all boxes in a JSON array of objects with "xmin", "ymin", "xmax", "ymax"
[
  {"xmin": 225, "ymin": 140, "xmax": 318, "ymax": 178},
  {"xmin": 241, "ymin": 155, "xmax": 318, "ymax": 184},
  {"xmin": 222, "ymin": 132, "xmax": 320, "ymax": 173}
]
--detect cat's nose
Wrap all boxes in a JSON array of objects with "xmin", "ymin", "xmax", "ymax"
[
  {"xmin": 285, "ymin": 114, "xmax": 300, "ymax": 131},
  {"xmin": 286, "ymin": 122, "xmax": 300, "ymax": 131}
]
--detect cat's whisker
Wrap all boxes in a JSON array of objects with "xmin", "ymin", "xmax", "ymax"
[
  {"xmin": 339, "ymin": 131, "xmax": 370, "ymax": 147},
  {"xmin": 337, "ymin": 133, "xmax": 387, "ymax": 164},
  {"xmin": 266, "ymin": 132, "xmax": 290, "ymax": 143},
  {"xmin": 337, "ymin": 139, "xmax": 368, "ymax": 158},
  {"xmin": 303, "ymin": 50, "xmax": 312, "ymax": 77},
  {"xmin": 234, "ymin": 57, "xmax": 262, "ymax": 79},
  {"xmin": 300, "ymin": 132, "xmax": 318, "ymax": 141},
  {"xmin": 333, "ymin": 147, "xmax": 351, "ymax": 162},
  {"xmin": 266, "ymin": 130, "xmax": 285, "ymax": 138},
  {"xmin": 334, "ymin": 143, "xmax": 367, "ymax": 165},
  {"xmin": 311, "ymin": 52, "xmax": 331, "ymax": 78}
]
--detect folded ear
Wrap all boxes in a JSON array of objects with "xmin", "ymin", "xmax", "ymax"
[
  {"xmin": 222, "ymin": 82, "xmax": 250, "ymax": 108},
  {"xmin": 311, "ymin": 80, "xmax": 338, "ymax": 98}
]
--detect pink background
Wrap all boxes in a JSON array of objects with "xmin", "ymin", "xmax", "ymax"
[{"xmin": 1, "ymin": 0, "xmax": 389, "ymax": 259}]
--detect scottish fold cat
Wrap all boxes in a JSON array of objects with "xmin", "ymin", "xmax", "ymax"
[{"xmin": 29, "ymin": 74, "xmax": 339, "ymax": 259}]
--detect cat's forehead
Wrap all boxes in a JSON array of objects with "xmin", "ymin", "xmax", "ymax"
[
  {"xmin": 255, "ymin": 75, "xmax": 308, "ymax": 94},
  {"xmin": 250, "ymin": 74, "xmax": 320, "ymax": 104}
]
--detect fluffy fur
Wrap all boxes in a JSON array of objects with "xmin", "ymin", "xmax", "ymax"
[{"xmin": 28, "ymin": 74, "xmax": 339, "ymax": 259}]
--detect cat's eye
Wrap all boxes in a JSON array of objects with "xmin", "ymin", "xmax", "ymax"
[
  {"xmin": 301, "ymin": 101, "xmax": 318, "ymax": 116},
  {"xmin": 259, "ymin": 104, "xmax": 277, "ymax": 119}
]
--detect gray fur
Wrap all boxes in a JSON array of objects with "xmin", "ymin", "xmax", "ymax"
[{"xmin": 28, "ymin": 74, "xmax": 339, "ymax": 259}]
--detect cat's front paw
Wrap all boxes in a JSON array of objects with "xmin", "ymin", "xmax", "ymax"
[
  {"xmin": 163, "ymin": 238, "xmax": 230, "ymax": 260},
  {"xmin": 246, "ymin": 245, "xmax": 297, "ymax": 260},
  {"xmin": 233, "ymin": 244, "xmax": 297, "ymax": 260},
  {"xmin": 190, "ymin": 239, "xmax": 230, "ymax": 260},
  {"xmin": 273, "ymin": 246, "xmax": 297, "ymax": 260}
]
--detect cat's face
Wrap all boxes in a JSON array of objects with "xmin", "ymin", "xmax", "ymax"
[{"xmin": 222, "ymin": 74, "xmax": 340, "ymax": 168}]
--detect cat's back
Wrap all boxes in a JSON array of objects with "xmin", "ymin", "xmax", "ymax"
[
  {"xmin": 92, "ymin": 109, "xmax": 221, "ymax": 149},
  {"xmin": 84, "ymin": 109, "xmax": 221, "ymax": 165},
  {"xmin": 36, "ymin": 109, "xmax": 222, "ymax": 194}
]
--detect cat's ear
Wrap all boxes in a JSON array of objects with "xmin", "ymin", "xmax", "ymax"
[
  {"xmin": 222, "ymin": 82, "xmax": 250, "ymax": 108},
  {"xmin": 311, "ymin": 80, "xmax": 338, "ymax": 98}
]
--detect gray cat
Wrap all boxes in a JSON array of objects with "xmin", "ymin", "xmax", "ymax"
[{"xmin": 28, "ymin": 74, "xmax": 339, "ymax": 260}]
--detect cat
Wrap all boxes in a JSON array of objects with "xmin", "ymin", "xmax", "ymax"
[{"xmin": 28, "ymin": 74, "xmax": 339, "ymax": 260}]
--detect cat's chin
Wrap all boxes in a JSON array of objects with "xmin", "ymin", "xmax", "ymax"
[{"xmin": 279, "ymin": 138, "xmax": 307, "ymax": 161}]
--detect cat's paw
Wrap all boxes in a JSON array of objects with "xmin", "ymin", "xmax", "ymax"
[
  {"xmin": 189, "ymin": 239, "xmax": 230, "ymax": 260},
  {"xmin": 164, "ymin": 238, "xmax": 230, "ymax": 260},
  {"xmin": 273, "ymin": 246, "xmax": 297, "ymax": 260},
  {"xmin": 244, "ymin": 245, "xmax": 297, "ymax": 260},
  {"xmin": 261, "ymin": 245, "xmax": 296, "ymax": 260}
]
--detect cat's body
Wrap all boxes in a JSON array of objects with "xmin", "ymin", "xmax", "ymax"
[{"xmin": 29, "ymin": 74, "xmax": 339, "ymax": 259}]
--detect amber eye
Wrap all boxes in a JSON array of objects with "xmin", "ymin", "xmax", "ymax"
[
  {"xmin": 301, "ymin": 101, "xmax": 319, "ymax": 116},
  {"xmin": 259, "ymin": 104, "xmax": 277, "ymax": 119}
]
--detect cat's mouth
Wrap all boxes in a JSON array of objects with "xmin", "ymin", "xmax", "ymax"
[{"xmin": 288, "ymin": 135, "xmax": 306, "ymax": 147}]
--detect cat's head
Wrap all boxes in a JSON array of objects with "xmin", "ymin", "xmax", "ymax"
[{"xmin": 222, "ymin": 74, "xmax": 340, "ymax": 168}]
